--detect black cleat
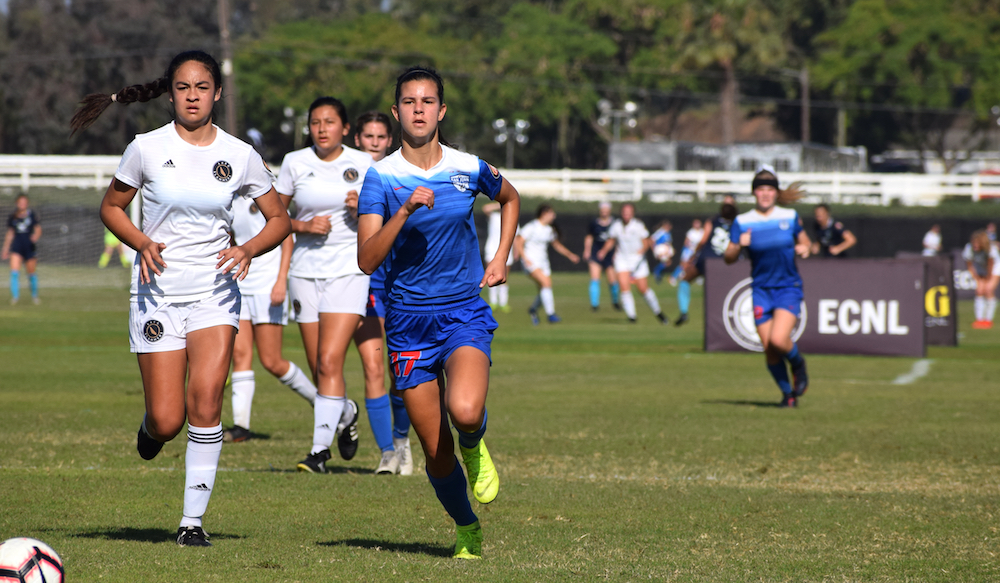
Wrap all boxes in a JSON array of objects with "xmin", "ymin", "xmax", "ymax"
[
  {"xmin": 656, "ymin": 312, "xmax": 669, "ymax": 325},
  {"xmin": 297, "ymin": 449, "xmax": 332, "ymax": 473},
  {"xmin": 591, "ymin": 305, "xmax": 599, "ymax": 312},
  {"xmin": 792, "ymin": 361, "xmax": 809, "ymax": 397},
  {"xmin": 223, "ymin": 425, "xmax": 251, "ymax": 443},
  {"xmin": 337, "ymin": 399, "xmax": 360, "ymax": 460},
  {"xmin": 137, "ymin": 425, "xmax": 164, "ymax": 460},
  {"xmin": 612, "ymin": 302, "xmax": 622, "ymax": 311},
  {"xmin": 780, "ymin": 395, "xmax": 797, "ymax": 408},
  {"xmin": 674, "ymin": 313, "xmax": 689, "ymax": 327},
  {"xmin": 627, "ymin": 317, "xmax": 637, "ymax": 324},
  {"xmin": 176, "ymin": 526, "xmax": 212, "ymax": 547}
]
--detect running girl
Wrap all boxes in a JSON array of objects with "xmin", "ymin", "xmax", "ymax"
[
  {"xmin": 582, "ymin": 201, "xmax": 620, "ymax": 311},
  {"xmin": 724, "ymin": 166, "xmax": 810, "ymax": 407},
  {"xmin": 352, "ymin": 110, "xmax": 412, "ymax": 475},
  {"xmin": 964, "ymin": 229, "xmax": 999, "ymax": 329},
  {"xmin": 515, "ymin": 204, "xmax": 580, "ymax": 325},
  {"xmin": 276, "ymin": 97, "xmax": 383, "ymax": 474},
  {"xmin": 2, "ymin": 194, "xmax": 41, "ymax": 305},
  {"xmin": 358, "ymin": 66, "xmax": 520, "ymax": 560},
  {"xmin": 224, "ymin": 196, "xmax": 318, "ymax": 443},
  {"xmin": 71, "ymin": 50, "xmax": 291, "ymax": 546},
  {"xmin": 675, "ymin": 198, "xmax": 738, "ymax": 326},
  {"xmin": 597, "ymin": 202, "xmax": 667, "ymax": 324}
]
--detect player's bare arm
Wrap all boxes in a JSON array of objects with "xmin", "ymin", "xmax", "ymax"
[
  {"xmin": 357, "ymin": 186, "xmax": 434, "ymax": 274},
  {"xmin": 101, "ymin": 177, "xmax": 165, "ymax": 284}
]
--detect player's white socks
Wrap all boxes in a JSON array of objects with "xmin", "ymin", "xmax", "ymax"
[
  {"xmin": 642, "ymin": 289, "xmax": 662, "ymax": 315},
  {"xmin": 621, "ymin": 291, "xmax": 637, "ymax": 320},
  {"xmin": 279, "ymin": 362, "xmax": 317, "ymax": 406},
  {"xmin": 488, "ymin": 286, "xmax": 499, "ymax": 306},
  {"xmin": 230, "ymin": 370, "xmax": 255, "ymax": 429},
  {"xmin": 498, "ymin": 283, "xmax": 509, "ymax": 307},
  {"xmin": 180, "ymin": 424, "xmax": 223, "ymax": 529},
  {"xmin": 975, "ymin": 296, "xmax": 986, "ymax": 320},
  {"xmin": 988, "ymin": 298, "xmax": 997, "ymax": 322},
  {"xmin": 540, "ymin": 287, "xmax": 556, "ymax": 316},
  {"xmin": 312, "ymin": 394, "xmax": 345, "ymax": 455}
]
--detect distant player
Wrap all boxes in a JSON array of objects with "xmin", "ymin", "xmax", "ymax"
[
  {"xmin": 811, "ymin": 204, "xmax": 856, "ymax": 257},
  {"xmin": 670, "ymin": 218, "xmax": 702, "ymax": 285},
  {"xmin": 964, "ymin": 230, "xmax": 999, "ymax": 329},
  {"xmin": 597, "ymin": 202, "xmax": 667, "ymax": 324},
  {"xmin": 352, "ymin": 110, "xmax": 413, "ymax": 475},
  {"xmin": 277, "ymin": 97, "xmax": 387, "ymax": 474},
  {"xmin": 582, "ymin": 201, "xmax": 620, "ymax": 311},
  {"xmin": 922, "ymin": 224, "xmax": 941, "ymax": 256},
  {"xmin": 358, "ymin": 67, "xmax": 520, "ymax": 560},
  {"xmin": 515, "ymin": 204, "xmax": 581, "ymax": 325},
  {"xmin": 482, "ymin": 201, "xmax": 514, "ymax": 312},
  {"xmin": 98, "ymin": 227, "xmax": 132, "ymax": 269},
  {"xmin": 73, "ymin": 50, "xmax": 291, "ymax": 546},
  {"xmin": 2, "ymin": 194, "xmax": 41, "ymax": 305},
  {"xmin": 224, "ymin": 196, "xmax": 319, "ymax": 443},
  {"xmin": 724, "ymin": 165, "xmax": 810, "ymax": 407},
  {"xmin": 675, "ymin": 198, "xmax": 738, "ymax": 326},
  {"xmin": 650, "ymin": 220, "xmax": 674, "ymax": 283}
]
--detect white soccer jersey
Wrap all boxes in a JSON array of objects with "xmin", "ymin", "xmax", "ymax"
[
  {"xmin": 610, "ymin": 218, "xmax": 650, "ymax": 271},
  {"xmin": 519, "ymin": 219, "xmax": 555, "ymax": 267},
  {"xmin": 962, "ymin": 243, "xmax": 1000, "ymax": 276},
  {"xmin": 684, "ymin": 227, "xmax": 703, "ymax": 250},
  {"xmin": 114, "ymin": 122, "xmax": 273, "ymax": 301},
  {"xmin": 922, "ymin": 231, "xmax": 941, "ymax": 256},
  {"xmin": 276, "ymin": 146, "xmax": 373, "ymax": 278},
  {"xmin": 232, "ymin": 195, "xmax": 283, "ymax": 296}
]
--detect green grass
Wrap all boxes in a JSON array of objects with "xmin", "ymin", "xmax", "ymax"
[{"xmin": 2, "ymin": 270, "xmax": 1000, "ymax": 581}]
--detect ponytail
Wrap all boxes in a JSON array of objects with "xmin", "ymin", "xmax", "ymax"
[
  {"xmin": 70, "ymin": 50, "xmax": 223, "ymax": 135},
  {"xmin": 777, "ymin": 182, "xmax": 805, "ymax": 205},
  {"xmin": 70, "ymin": 77, "xmax": 170, "ymax": 134}
]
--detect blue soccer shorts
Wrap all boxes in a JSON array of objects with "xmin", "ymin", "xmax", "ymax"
[
  {"xmin": 384, "ymin": 296, "xmax": 497, "ymax": 390},
  {"xmin": 752, "ymin": 285, "xmax": 803, "ymax": 325},
  {"xmin": 366, "ymin": 285, "xmax": 388, "ymax": 319}
]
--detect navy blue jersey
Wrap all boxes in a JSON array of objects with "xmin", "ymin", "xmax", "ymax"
[
  {"xmin": 730, "ymin": 206, "xmax": 804, "ymax": 289},
  {"xmin": 358, "ymin": 145, "xmax": 503, "ymax": 307},
  {"xmin": 702, "ymin": 215, "xmax": 733, "ymax": 258},
  {"xmin": 813, "ymin": 218, "xmax": 847, "ymax": 258},
  {"xmin": 7, "ymin": 209, "xmax": 39, "ymax": 240},
  {"xmin": 588, "ymin": 218, "xmax": 613, "ymax": 247}
]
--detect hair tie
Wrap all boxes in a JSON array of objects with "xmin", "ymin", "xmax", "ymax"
[{"xmin": 110, "ymin": 93, "xmax": 117, "ymax": 103}]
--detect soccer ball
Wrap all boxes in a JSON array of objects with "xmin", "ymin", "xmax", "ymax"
[
  {"xmin": 0, "ymin": 538, "xmax": 64, "ymax": 583},
  {"xmin": 653, "ymin": 243, "xmax": 674, "ymax": 263}
]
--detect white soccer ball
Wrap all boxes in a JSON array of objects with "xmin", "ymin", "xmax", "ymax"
[
  {"xmin": 653, "ymin": 243, "xmax": 674, "ymax": 262},
  {"xmin": 0, "ymin": 538, "xmax": 64, "ymax": 583}
]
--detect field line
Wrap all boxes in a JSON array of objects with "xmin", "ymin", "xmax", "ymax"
[{"xmin": 891, "ymin": 359, "xmax": 933, "ymax": 385}]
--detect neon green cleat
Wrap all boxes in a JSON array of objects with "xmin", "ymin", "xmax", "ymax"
[
  {"xmin": 460, "ymin": 439, "xmax": 499, "ymax": 504},
  {"xmin": 454, "ymin": 521, "xmax": 483, "ymax": 559}
]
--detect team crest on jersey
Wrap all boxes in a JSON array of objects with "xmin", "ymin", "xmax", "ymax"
[
  {"xmin": 779, "ymin": 220, "xmax": 790, "ymax": 230},
  {"xmin": 451, "ymin": 173, "xmax": 470, "ymax": 192},
  {"xmin": 343, "ymin": 168, "xmax": 359, "ymax": 183},
  {"xmin": 249, "ymin": 202, "xmax": 259, "ymax": 214},
  {"xmin": 143, "ymin": 320, "xmax": 164, "ymax": 343},
  {"xmin": 213, "ymin": 161, "xmax": 233, "ymax": 182},
  {"xmin": 487, "ymin": 163, "xmax": 499, "ymax": 178}
]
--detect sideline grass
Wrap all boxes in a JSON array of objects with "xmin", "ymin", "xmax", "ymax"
[{"xmin": 2, "ymin": 271, "xmax": 999, "ymax": 581}]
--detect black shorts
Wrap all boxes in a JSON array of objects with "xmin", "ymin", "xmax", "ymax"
[
  {"xmin": 10, "ymin": 237, "xmax": 35, "ymax": 260},
  {"xmin": 588, "ymin": 251, "xmax": 615, "ymax": 270}
]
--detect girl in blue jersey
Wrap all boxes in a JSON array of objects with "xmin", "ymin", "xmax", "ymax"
[
  {"xmin": 358, "ymin": 67, "xmax": 520, "ymax": 560},
  {"xmin": 724, "ymin": 166, "xmax": 810, "ymax": 407}
]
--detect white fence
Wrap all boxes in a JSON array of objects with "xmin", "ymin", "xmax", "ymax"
[{"xmin": 3, "ymin": 155, "xmax": 1000, "ymax": 207}]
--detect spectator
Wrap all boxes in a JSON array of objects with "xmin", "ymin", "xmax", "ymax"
[{"xmin": 922, "ymin": 224, "xmax": 941, "ymax": 256}]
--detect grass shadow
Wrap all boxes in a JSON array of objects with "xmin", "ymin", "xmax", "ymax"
[
  {"xmin": 318, "ymin": 538, "xmax": 452, "ymax": 557},
  {"xmin": 71, "ymin": 527, "xmax": 242, "ymax": 543},
  {"xmin": 701, "ymin": 399, "xmax": 787, "ymax": 408},
  {"xmin": 247, "ymin": 466, "xmax": 376, "ymax": 475}
]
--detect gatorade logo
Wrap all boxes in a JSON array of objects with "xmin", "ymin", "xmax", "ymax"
[{"xmin": 924, "ymin": 285, "xmax": 950, "ymax": 318}]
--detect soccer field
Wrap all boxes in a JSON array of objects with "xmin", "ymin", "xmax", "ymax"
[{"xmin": 1, "ymin": 269, "xmax": 999, "ymax": 582}]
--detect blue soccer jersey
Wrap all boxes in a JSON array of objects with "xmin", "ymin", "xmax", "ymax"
[
  {"xmin": 730, "ymin": 206, "xmax": 803, "ymax": 289},
  {"xmin": 358, "ymin": 145, "xmax": 503, "ymax": 307}
]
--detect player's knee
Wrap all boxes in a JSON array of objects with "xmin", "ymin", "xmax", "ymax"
[
  {"xmin": 316, "ymin": 355, "xmax": 344, "ymax": 380},
  {"xmin": 259, "ymin": 354, "xmax": 286, "ymax": 376},
  {"xmin": 146, "ymin": 412, "xmax": 184, "ymax": 441},
  {"xmin": 449, "ymin": 401, "xmax": 484, "ymax": 432}
]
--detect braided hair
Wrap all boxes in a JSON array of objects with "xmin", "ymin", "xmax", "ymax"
[{"xmin": 70, "ymin": 50, "xmax": 223, "ymax": 134}]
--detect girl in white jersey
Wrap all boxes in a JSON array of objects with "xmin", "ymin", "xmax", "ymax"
[
  {"xmin": 351, "ymin": 110, "xmax": 413, "ymax": 475},
  {"xmin": 964, "ymin": 230, "xmax": 1000, "ymax": 329},
  {"xmin": 597, "ymin": 203, "xmax": 667, "ymax": 324},
  {"xmin": 276, "ymin": 97, "xmax": 389, "ymax": 475},
  {"xmin": 71, "ymin": 50, "xmax": 291, "ymax": 547},
  {"xmin": 515, "ymin": 204, "xmax": 580, "ymax": 324},
  {"xmin": 223, "ymin": 196, "xmax": 319, "ymax": 443}
]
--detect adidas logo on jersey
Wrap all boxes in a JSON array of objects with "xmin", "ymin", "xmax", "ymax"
[
  {"xmin": 318, "ymin": 424, "xmax": 331, "ymax": 430},
  {"xmin": 162, "ymin": 160, "xmax": 176, "ymax": 168},
  {"xmin": 188, "ymin": 483, "xmax": 210, "ymax": 491}
]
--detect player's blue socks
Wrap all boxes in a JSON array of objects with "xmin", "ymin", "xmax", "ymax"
[
  {"xmin": 678, "ymin": 280, "xmax": 691, "ymax": 315},
  {"xmin": 457, "ymin": 409, "xmax": 487, "ymax": 449},
  {"xmin": 610, "ymin": 282, "xmax": 620, "ymax": 305},
  {"xmin": 784, "ymin": 344, "xmax": 804, "ymax": 369},
  {"xmin": 588, "ymin": 280, "xmax": 600, "ymax": 308},
  {"xmin": 9, "ymin": 270, "xmax": 19, "ymax": 300},
  {"xmin": 365, "ymin": 396, "xmax": 394, "ymax": 453},
  {"xmin": 654, "ymin": 262, "xmax": 667, "ymax": 281},
  {"xmin": 390, "ymin": 393, "xmax": 410, "ymax": 439},
  {"xmin": 767, "ymin": 361, "xmax": 793, "ymax": 395},
  {"xmin": 28, "ymin": 274, "xmax": 38, "ymax": 299},
  {"xmin": 427, "ymin": 458, "xmax": 478, "ymax": 526}
]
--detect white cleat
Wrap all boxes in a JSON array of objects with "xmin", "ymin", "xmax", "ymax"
[
  {"xmin": 375, "ymin": 449, "xmax": 400, "ymax": 475},
  {"xmin": 394, "ymin": 436, "xmax": 413, "ymax": 476}
]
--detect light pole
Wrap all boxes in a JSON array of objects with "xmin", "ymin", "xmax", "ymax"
[
  {"xmin": 597, "ymin": 100, "xmax": 638, "ymax": 142},
  {"xmin": 493, "ymin": 118, "xmax": 529, "ymax": 168}
]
